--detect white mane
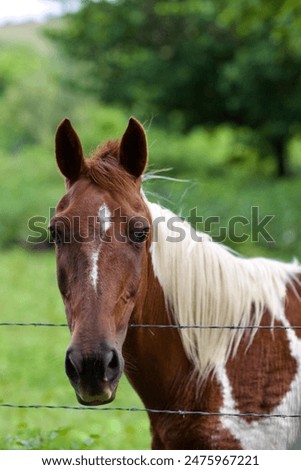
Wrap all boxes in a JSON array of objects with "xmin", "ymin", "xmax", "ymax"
[{"xmin": 146, "ymin": 200, "xmax": 301, "ymax": 378}]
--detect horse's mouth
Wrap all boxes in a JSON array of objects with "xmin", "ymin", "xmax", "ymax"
[{"xmin": 75, "ymin": 388, "xmax": 116, "ymax": 407}]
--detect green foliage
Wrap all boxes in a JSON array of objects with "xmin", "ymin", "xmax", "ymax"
[
  {"xmin": 0, "ymin": 145, "xmax": 60, "ymax": 248},
  {"xmin": 48, "ymin": 0, "xmax": 301, "ymax": 175},
  {"xmin": 0, "ymin": 35, "xmax": 78, "ymax": 153}
]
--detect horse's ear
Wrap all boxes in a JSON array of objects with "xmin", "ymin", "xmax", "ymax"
[
  {"xmin": 119, "ymin": 117, "xmax": 147, "ymax": 178},
  {"xmin": 55, "ymin": 118, "xmax": 85, "ymax": 184}
]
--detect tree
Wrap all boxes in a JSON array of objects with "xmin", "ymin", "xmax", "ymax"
[{"xmin": 48, "ymin": 0, "xmax": 301, "ymax": 176}]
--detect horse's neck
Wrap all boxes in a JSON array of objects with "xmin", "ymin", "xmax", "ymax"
[
  {"xmin": 123, "ymin": 255, "xmax": 229, "ymax": 449},
  {"xmin": 123, "ymin": 252, "xmax": 193, "ymax": 410}
]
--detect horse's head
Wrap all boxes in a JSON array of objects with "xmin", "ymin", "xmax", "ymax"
[{"xmin": 50, "ymin": 118, "xmax": 150, "ymax": 405}]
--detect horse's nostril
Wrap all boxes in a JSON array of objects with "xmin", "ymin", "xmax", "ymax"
[
  {"xmin": 106, "ymin": 349, "xmax": 120, "ymax": 380},
  {"xmin": 65, "ymin": 348, "xmax": 82, "ymax": 384},
  {"xmin": 100, "ymin": 348, "xmax": 120, "ymax": 382}
]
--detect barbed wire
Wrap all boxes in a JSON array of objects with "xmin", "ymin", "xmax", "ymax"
[
  {"xmin": 0, "ymin": 322, "xmax": 67, "ymax": 327},
  {"xmin": 0, "ymin": 402, "xmax": 300, "ymax": 418},
  {"xmin": 1, "ymin": 322, "xmax": 301, "ymax": 330}
]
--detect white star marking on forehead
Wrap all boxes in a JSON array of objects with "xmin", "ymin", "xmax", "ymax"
[{"xmin": 99, "ymin": 203, "xmax": 111, "ymax": 233}]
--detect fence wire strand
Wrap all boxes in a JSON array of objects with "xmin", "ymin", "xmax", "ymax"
[
  {"xmin": 0, "ymin": 403, "xmax": 301, "ymax": 418},
  {"xmin": 1, "ymin": 322, "xmax": 301, "ymax": 330}
]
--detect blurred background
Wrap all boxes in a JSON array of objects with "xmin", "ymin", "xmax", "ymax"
[{"xmin": 1, "ymin": 0, "xmax": 301, "ymax": 449}]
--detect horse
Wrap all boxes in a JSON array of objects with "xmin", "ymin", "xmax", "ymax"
[{"xmin": 50, "ymin": 117, "xmax": 301, "ymax": 449}]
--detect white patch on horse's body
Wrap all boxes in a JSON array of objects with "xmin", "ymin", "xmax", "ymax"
[
  {"xmin": 216, "ymin": 324, "xmax": 301, "ymax": 449},
  {"xmin": 146, "ymin": 201, "xmax": 301, "ymax": 377},
  {"xmin": 99, "ymin": 203, "xmax": 111, "ymax": 234},
  {"xmin": 90, "ymin": 248, "xmax": 100, "ymax": 291}
]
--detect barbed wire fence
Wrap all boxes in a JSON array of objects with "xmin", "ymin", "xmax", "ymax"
[{"xmin": 1, "ymin": 321, "xmax": 301, "ymax": 418}]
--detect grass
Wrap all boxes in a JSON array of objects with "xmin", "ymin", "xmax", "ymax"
[{"xmin": 0, "ymin": 249, "xmax": 150, "ymax": 450}]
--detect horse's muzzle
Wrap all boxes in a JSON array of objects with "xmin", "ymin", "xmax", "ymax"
[{"xmin": 65, "ymin": 344, "xmax": 123, "ymax": 405}]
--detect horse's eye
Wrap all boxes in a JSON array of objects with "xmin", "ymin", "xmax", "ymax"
[
  {"xmin": 129, "ymin": 227, "xmax": 150, "ymax": 244},
  {"xmin": 49, "ymin": 226, "xmax": 63, "ymax": 245}
]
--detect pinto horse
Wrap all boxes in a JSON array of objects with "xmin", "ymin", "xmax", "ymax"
[{"xmin": 51, "ymin": 117, "xmax": 301, "ymax": 449}]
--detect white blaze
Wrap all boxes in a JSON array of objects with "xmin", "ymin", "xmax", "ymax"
[{"xmin": 90, "ymin": 248, "xmax": 100, "ymax": 290}]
